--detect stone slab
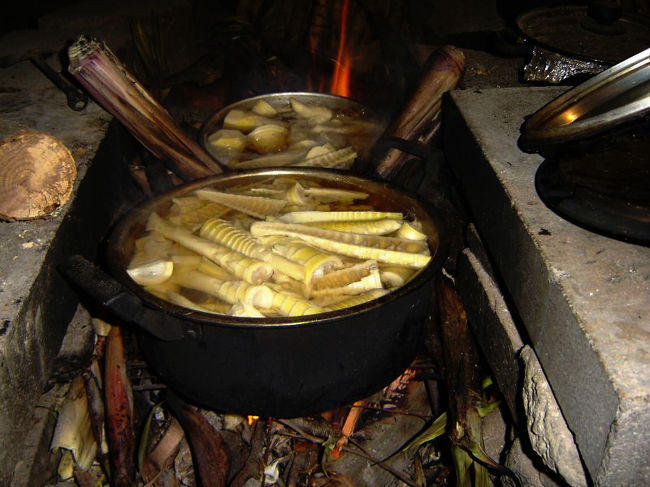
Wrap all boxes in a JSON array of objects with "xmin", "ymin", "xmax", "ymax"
[
  {"xmin": 0, "ymin": 56, "xmax": 112, "ymax": 485},
  {"xmin": 0, "ymin": 34, "xmax": 144, "ymax": 487},
  {"xmin": 0, "ymin": 2, "xmax": 197, "ymax": 482},
  {"xmin": 443, "ymin": 87, "xmax": 650, "ymax": 485},
  {"xmin": 455, "ymin": 245, "xmax": 524, "ymax": 422}
]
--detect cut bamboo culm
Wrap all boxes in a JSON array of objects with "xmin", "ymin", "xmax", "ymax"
[
  {"xmin": 374, "ymin": 46, "xmax": 465, "ymax": 180},
  {"xmin": 68, "ymin": 36, "xmax": 223, "ymax": 181},
  {"xmin": 104, "ymin": 326, "xmax": 136, "ymax": 487}
]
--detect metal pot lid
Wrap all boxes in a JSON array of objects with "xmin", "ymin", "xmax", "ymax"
[
  {"xmin": 519, "ymin": 46, "xmax": 650, "ymax": 153},
  {"xmin": 517, "ymin": 5, "xmax": 650, "ymax": 64}
]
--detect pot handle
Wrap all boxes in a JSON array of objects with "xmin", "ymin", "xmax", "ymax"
[{"xmin": 61, "ymin": 255, "xmax": 185, "ymax": 341}]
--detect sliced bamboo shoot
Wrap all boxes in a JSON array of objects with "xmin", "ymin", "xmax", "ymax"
[
  {"xmin": 147, "ymin": 213, "xmax": 226, "ymax": 259},
  {"xmin": 201, "ymin": 217, "xmax": 305, "ymax": 281},
  {"xmin": 223, "ymin": 109, "xmax": 282, "ymax": 133},
  {"xmin": 174, "ymin": 270, "xmax": 273, "ymax": 308},
  {"xmin": 230, "ymin": 301, "xmax": 266, "ymax": 317},
  {"xmin": 200, "ymin": 217, "xmax": 267, "ymax": 258},
  {"xmin": 127, "ymin": 258, "xmax": 174, "ymax": 285},
  {"xmin": 231, "ymin": 148, "xmax": 308, "ymax": 169},
  {"xmin": 195, "ymin": 188, "xmax": 286, "ymax": 219},
  {"xmin": 284, "ymin": 182, "xmax": 312, "ymax": 206},
  {"xmin": 306, "ymin": 218, "xmax": 402, "ymax": 235},
  {"xmin": 270, "ymin": 288, "xmax": 326, "ymax": 316},
  {"xmin": 169, "ymin": 196, "xmax": 230, "ymax": 229},
  {"xmin": 322, "ymin": 289, "xmax": 389, "ymax": 310},
  {"xmin": 295, "ymin": 146, "xmax": 356, "ymax": 168},
  {"xmin": 396, "ymin": 220, "xmax": 427, "ymax": 240},
  {"xmin": 290, "ymin": 98, "xmax": 332, "ymax": 123},
  {"xmin": 272, "ymin": 240, "xmax": 343, "ymax": 282},
  {"xmin": 247, "ymin": 124, "xmax": 288, "ymax": 154},
  {"xmin": 165, "ymin": 289, "xmax": 214, "ymax": 313},
  {"xmin": 251, "ymin": 100, "xmax": 277, "ymax": 117},
  {"xmin": 133, "ymin": 233, "xmax": 174, "ymax": 261},
  {"xmin": 250, "ymin": 221, "xmax": 431, "ymax": 268},
  {"xmin": 302, "ymin": 187, "xmax": 369, "ymax": 203},
  {"xmin": 279, "ymin": 210, "xmax": 402, "ymax": 224},
  {"xmin": 207, "ymin": 129, "xmax": 247, "ymax": 153},
  {"xmin": 311, "ymin": 260, "xmax": 379, "ymax": 291},
  {"xmin": 379, "ymin": 265, "xmax": 416, "ymax": 288},
  {"xmin": 197, "ymin": 257, "xmax": 235, "ymax": 280},
  {"xmin": 217, "ymin": 251, "xmax": 273, "ymax": 284},
  {"xmin": 252, "ymin": 221, "xmax": 428, "ymax": 254},
  {"xmin": 312, "ymin": 263, "xmax": 383, "ymax": 297},
  {"xmin": 147, "ymin": 213, "xmax": 270, "ymax": 283},
  {"xmin": 144, "ymin": 280, "xmax": 181, "ymax": 300}
]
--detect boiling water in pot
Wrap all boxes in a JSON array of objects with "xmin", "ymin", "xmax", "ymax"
[{"xmin": 126, "ymin": 175, "xmax": 432, "ymax": 319}]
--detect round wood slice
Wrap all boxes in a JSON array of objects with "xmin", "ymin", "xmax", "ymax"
[{"xmin": 0, "ymin": 131, "xmax": 77, "ymax": 220}]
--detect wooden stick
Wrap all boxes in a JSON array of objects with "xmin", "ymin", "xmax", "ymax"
[
  {"xmin": 331, "ymin": 398, "xmax": 367, "ymax": 458},
  {"xmin": 166, "ymin": 393, "xmax": 231, "ymax": 487},
  {"xmin": 104, "ymin": 326, "xmax": 136, "ymax": 487},
  {"xmin": 374, "ymin": 45, "xmax": 465, "ymax": 180},
  {"xmin": 437, "ymin": 276, "xmax": 508, "ymax": 474},
  {"xmin": 229, "ymin": 419, "xmax": 268, "ymax": 487},
  {"xmin": 82, "ymin": 360, "xmax": 109, "ymax": 474},
  {"xmin": 68, "ymin": 37, "xmax": 223, "ymax": 182}
]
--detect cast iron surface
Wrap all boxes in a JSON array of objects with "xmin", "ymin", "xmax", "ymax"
[
  {"xmin": 517, "ymin": 6, "xmax": 650, "ymax": 64},
  {"xmin": 535, "ymin": 142, "xmax": 650, "ymax": 244},
  {"xmin": 105, "ymin": 168, "xmax": 447, "ymax": 417}
]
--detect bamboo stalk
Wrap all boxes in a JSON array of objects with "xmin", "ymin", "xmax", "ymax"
[
  {"xmin": 105, "ymin": 326, "xmax": 136, "ymax": 487},
  {"xmin": 68, "ymin": 36, "xmax": 223, "ymax": 181},
  {"xmin": 374, "ymin": 46, "xmax": 465, "ymax": 180},
  {"xmin": 82, "ymin": 359, "xmax": 109, "ymax": 474}
]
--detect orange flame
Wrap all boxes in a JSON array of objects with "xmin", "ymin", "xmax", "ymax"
[
  {"xmin": 330, "ymin": 0, "xmax": 352, "ymax": 97},
  {"xmin": 247, "ymin": 415, "xmax": 259, "ymax": 425}
]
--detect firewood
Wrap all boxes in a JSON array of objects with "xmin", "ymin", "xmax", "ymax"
[
  {"xmin": 0, "ymin": 131, "xmax": 76, "ymax": 221},
  {"xmin": 374, "ymin": 46, "xmax": 465, "ymax": 180},
  {"xmin": 229, "ymin": 419, "xmax": 268, "ymax": 487},
  {"xmin": 105, "ymin": 326, "xmax": 136, "ymax": 486},
  {"xmin": 436, "ymin": 277, "xmax": 508, "ymax": 483},
  {"xmin": 82, "ymin": 359, "xmax": 109, "ymax": 474},
  {"xmin": 166, "ymin": 393, "xmax": 231, "ymax": 487},
  {"xmin": 331, "ymin": 398, "xmax": 367, "ymax": 458},
  {"xmin": 140, "ymin": 416, "xmax": 185, "ymax": 485}
]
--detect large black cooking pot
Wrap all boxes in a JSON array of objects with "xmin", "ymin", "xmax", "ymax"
[{"xmin": 65, "ymin": 168, "xmax": 446, "ymax": 418}]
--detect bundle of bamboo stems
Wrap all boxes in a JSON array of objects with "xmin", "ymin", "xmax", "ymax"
[
  {"xmin": 374, "ymin": 45, "xmax": 465, "ymax": 180},
  {"xmin": 68, "ymin": 36, "xmax": 223, "ymax": 182}
]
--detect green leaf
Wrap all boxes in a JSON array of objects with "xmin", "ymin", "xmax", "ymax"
[
  {"xmin": 400, "ymin": 412, "xmax": 448, "ymax": 453},
  {"xmin": 452, "ymin": 446, "xmax": 473, "ymax": 487},
  {"xmin": 474, "ymin": 460, "xmax": 490, "ymax": 487},
  {"xmin": 481, "ymin": 376, "xmax": 493, "ymax": 390},
  {"xmin": 477, "ymin": 400, "xmax": 501, "ymax": 418},
  {"xmin": 137, "ymin": 401, "xmax": 164, "ymax": 474},
  {"xmin": 321, "ymin": 435, "xmax": 339, "ymax": 475}
]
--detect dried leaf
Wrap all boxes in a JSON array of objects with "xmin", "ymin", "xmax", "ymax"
[{"xmin": 167, "ymin": 394, "xmax": 230, "ymax": 487}]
